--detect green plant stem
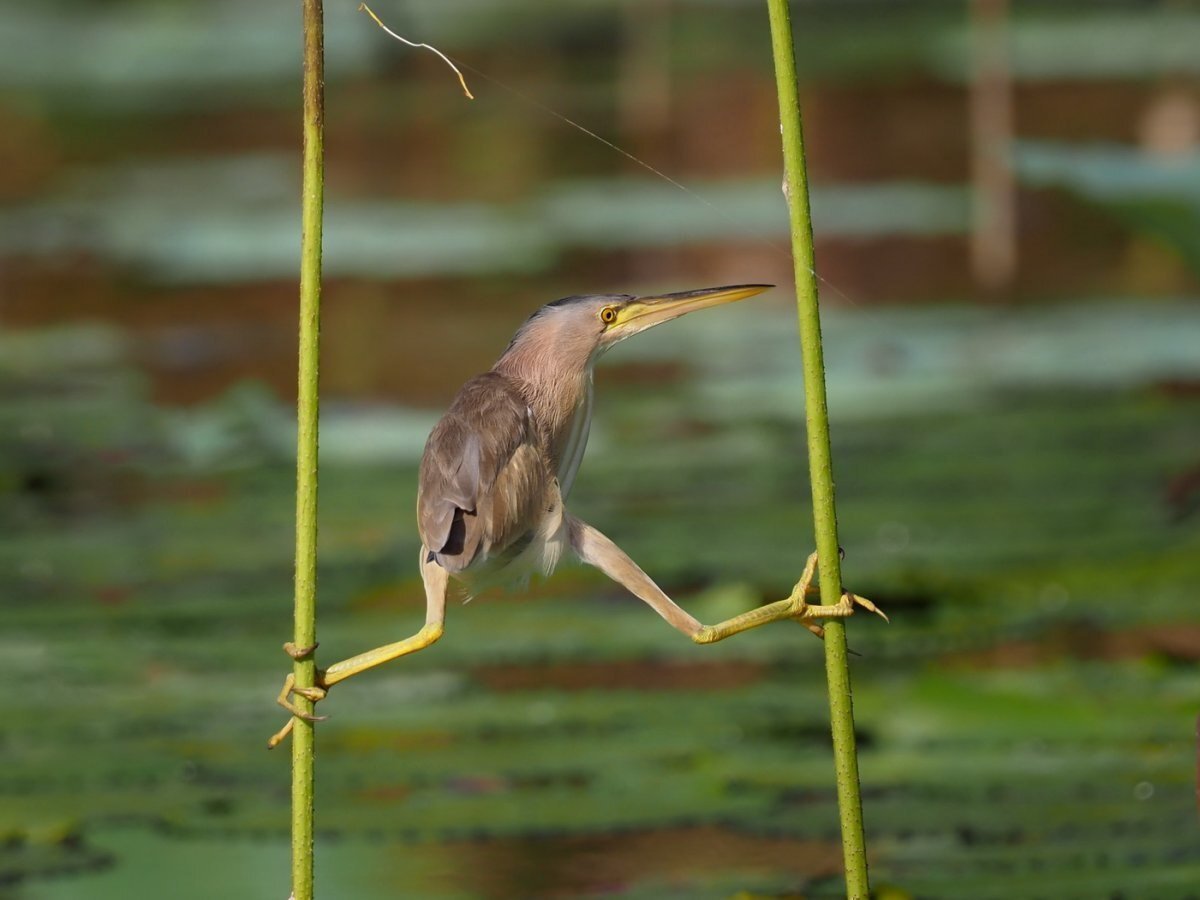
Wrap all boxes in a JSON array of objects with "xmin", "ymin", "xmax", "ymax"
[
  {"xmin": 764, "ymin": 0, "xmax": 870, "ymax": 895},
  {"xmin": 292, "ymin": 1, "xmax": 324, "ymax": 898}
]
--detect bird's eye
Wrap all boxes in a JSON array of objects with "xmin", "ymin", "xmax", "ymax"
[{"xmin": 600, "ymin": 306, "xmax": 618, "ymax": 325}]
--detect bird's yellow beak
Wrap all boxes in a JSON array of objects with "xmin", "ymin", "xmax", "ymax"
[{"xmin": 612, "ymin": 284, "xmax": 772, "ymax": 335}]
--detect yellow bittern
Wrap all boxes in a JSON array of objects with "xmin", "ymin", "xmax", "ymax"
[{"xmin": 270, "ymin": 284, "xmax": 882, "ymax": 747}]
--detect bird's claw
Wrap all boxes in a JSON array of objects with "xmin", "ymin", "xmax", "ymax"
[
  {"xmin": 845, "ymin": 591, "xmax": 889, "ymax": 623},
  {"xmin": 789, "ymin": 590, "xmax": 888, "ymax": 625},
  {"xmin": 796, "ymin": 618, "xmax": 826, "ymax": 639},
  {"xmin": 267, "ymin": 652, "xmax": 331, "ymax": 749},
  {"xmin": 284, "ymin": 641, "xmax": 319, "ymax": 660},
  {"xmin": 287, "ymin": 683, "xmax": 328, "ymax": 709},
  {"xmin": 785, "ymin": 551, "xmax": 889, "ymax": 631},
  {"xmin": 791, "ymin": 591, "xmax": 882, "ymax": 657},
  {"xmin": 692, "ymin": 551, "xmax": 886, "ymax": 647}
]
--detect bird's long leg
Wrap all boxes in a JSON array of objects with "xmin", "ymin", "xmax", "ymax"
[
  {"xmin": 267, "ymin": 549, "xmax": 448, "ymax": 748},
  {"xmin": 568, "ymin": 516, "xmax": 883, "ymax": 644},
  {"xmin": 568, "ymin": 515, "xmax": 708, "ymax": 635}
]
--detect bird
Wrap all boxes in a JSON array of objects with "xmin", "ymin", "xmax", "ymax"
[{"xmin": 269, "ymin": 284, "xmax": 883, "ymax": 747}]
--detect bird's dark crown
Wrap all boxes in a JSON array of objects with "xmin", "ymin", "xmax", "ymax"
[{"xmin": 542, "ymin": 293, "xmax": 633, "ymax": 311}]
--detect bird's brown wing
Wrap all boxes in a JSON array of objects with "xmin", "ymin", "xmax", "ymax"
[{"xmin": 417, "ymin": 372, "xmax": 549, "ymax": 574}]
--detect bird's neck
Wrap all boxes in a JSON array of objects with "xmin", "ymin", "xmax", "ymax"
[{"xmin": 493, "ymin": 345, "xmax": 595, "ymax": 467}]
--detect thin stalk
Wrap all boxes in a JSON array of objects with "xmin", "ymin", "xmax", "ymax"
[
  {"xmin": 292, "ymin": 1, "xmax": 324, "ymax": 898},
  {"xmin": 764, "ymin": 1, "xmax": 870, "ymax": 896}
]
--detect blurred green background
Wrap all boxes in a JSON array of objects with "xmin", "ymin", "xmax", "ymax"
[{"xmin": 3, "ymin": 1, "xmax": 1200, "ymax": 897}]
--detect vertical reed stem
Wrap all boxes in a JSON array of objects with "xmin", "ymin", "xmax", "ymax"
[
  {"xmin": 764, "ymin": 1, "xmax": 870, "ymax": 895},
  {"xmin": 292, "ymin": 1, "xmax": 324, "ymax": 897}
]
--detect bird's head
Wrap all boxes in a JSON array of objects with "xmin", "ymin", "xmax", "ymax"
[
  {"xmin": 592, "ymin": 283, "xmax": 773, "ymax": 351},
  {"xmin": 504, "ymin": 284, "xmax": 773, "ymax": 369}
]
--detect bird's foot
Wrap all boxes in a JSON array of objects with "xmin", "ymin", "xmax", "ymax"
[
  {"xmin": 267, "ymin": 644, "xmax": 330, "ymax": 749},
  {"xmin": 786, "ymin": 551, "xmax": 888, "ymax": 637},
  {"xmin": 692, "ymin": 550, "xmax": 885, "ymax": 645},
  {"xmin": 276, "ymin": 673, "xmax": 329, "ymax": 719},
  {"xmin": 790, "ymin": 590, "xmax": 889, "ymax": 630}
]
